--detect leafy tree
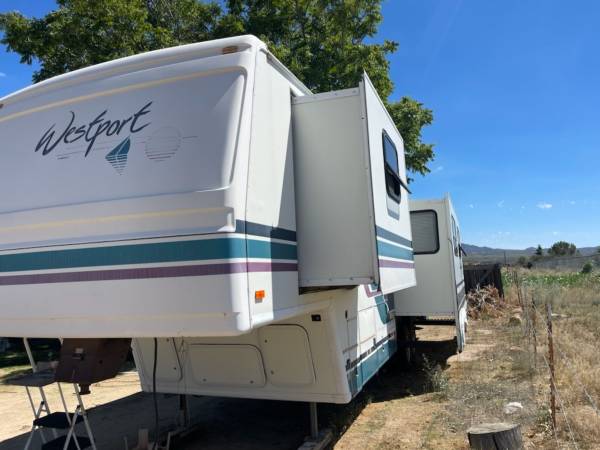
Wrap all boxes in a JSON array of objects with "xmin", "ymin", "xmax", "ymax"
[
  {"xmin": 547, "ymin": 241, "xmax": 576, "ymax": 257},
  {"xmin": 581, "ymin": 262, "xmax": 593, "ymax": 274},
  {"xmin": 535, "ymin": 245, "xmax": 543, "ymax": 256},
  {"xmin": 0, "ymin": 1, "xmax": 166, "ymax": 82},
  {"xmin": 0, "ymin": 0, "xmax": 435, "ymax": 176}
]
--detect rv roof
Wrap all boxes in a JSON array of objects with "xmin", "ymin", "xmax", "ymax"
[{"xmin": 0, "ymin": 35, "xmax": 310, "ymax": 105}]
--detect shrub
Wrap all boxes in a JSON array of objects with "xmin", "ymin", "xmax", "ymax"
[{"xmin": 582, "ymin": 262, "xmax": 593, "ymax": 274}]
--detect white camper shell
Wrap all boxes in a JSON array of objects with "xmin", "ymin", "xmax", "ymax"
[
  {"xmin": 0, "ymin": 36, "xmax": 416, "ymax": 404},
  {"xmin": 393, "ymin": 196, "xmax": 467, "ymax": 351}
]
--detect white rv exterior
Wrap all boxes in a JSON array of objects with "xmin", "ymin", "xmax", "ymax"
[
  {"xmin": 393, "ymin": 196, "xmax": 467, "ymax": 351},
  {"xmin": 0, "ymin": 35, "xmax": 416, "ymax": 404}
]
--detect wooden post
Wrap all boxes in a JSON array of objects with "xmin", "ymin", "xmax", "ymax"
[
  {"xmin": 546, "ymin": 303, "xmax": 556, "ymax": 431},
  {"xmin": 531, "ymin": 295, "xmax": 537, "ymax": 370},
  {"xmin": 514, "ymin": 271, "xmax": 522, "ymax": 308},
  {"xmin": 467, "ymin": 423, "xmax": 523, "ymax": 449}
]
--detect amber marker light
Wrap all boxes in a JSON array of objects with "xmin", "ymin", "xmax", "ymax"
[
  {"xmin": 222, "ymin": 46, "xmax": 239, "ymax": 55},
  {"xmin": 255, "ymin": 290, "xmax": 266, "ymax": 302}
]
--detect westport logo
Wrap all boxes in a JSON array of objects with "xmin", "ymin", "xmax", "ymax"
[
  {"xmin": 34, "ymin": 102, "xmax": 153, "ymax": 157},
  {"xmin": 105, "ymin": 137, "xmax": 131, "ymax": 174}
]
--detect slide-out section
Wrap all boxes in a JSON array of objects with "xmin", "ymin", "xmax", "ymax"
[{"xmin": 292, "ymin": 74, "xmax": 416, "ymax": 294}]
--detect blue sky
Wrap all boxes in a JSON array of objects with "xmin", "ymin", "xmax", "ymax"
[{"xmin": 0, "ymin": 1, "xmax": 598, "ymax": 249}]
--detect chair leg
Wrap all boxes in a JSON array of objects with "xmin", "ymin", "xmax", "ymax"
[
  {"xmin": 62, "ymin": 407, "xmax": 79, "ymax": 450},
  {"xmin": 75, "ymin": 384, "xmax": 97, "ymax": 450}
]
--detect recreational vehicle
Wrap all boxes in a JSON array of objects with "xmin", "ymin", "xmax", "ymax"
[
  {"xmin": 0, "ymin": 35, "xmax": 418, "ymax": 443},
  {"xmin": 394, "ymin": 196, "xmax": 467, "ymax": 352}
]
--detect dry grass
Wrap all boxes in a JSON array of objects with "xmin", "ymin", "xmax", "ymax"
[{"xmin": 507, "ymin": 268, "xmax": 600, "ymax": 449}]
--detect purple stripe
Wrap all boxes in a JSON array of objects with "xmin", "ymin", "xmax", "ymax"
[
  {"xmin": 0, "ymin": 262, "xmax": 298, "ymax": 286},
  {"xmin": 363, "ymin": 284, "xmax": 381, "ymax": 298},
  {"xmin": 378, "ymin": 259, "xmax": 415, "ymax": 269}
]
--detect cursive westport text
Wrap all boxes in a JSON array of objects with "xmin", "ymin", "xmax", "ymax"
[{"xmin": 35, "ymin": 102, "xmax": 152, "ymax": 157}]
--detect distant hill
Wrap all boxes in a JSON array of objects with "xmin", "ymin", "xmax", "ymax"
[
  {"xmin": 462, "ymin": 244, "xmax": 600, "ymax": 264},
  {"xmin": 462, "ymin": 244, "xmax": 536, "ymax": 257}
]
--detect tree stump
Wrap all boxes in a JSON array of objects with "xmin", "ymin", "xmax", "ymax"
[{"xmin": 467, "ymin": 423, "xmax": 523, "ymax": 450}]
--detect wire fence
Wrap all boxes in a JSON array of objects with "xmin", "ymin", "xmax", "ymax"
[{"xmin": 513, "ymin": 270, "xmax": 600, "ymax": 449}]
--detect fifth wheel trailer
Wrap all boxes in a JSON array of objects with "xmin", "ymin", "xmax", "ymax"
[
  {"xmin": 0, "ymin": 33, "xmax": 417, "ymax": 420},
  {"xmin": 393, "ymin": 196, "xmax": 467, "ymax": 352}
]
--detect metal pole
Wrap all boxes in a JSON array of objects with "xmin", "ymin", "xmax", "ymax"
[
  {"xmin": 75, "ymin": 383, "xmax": 97, "ymax": 450},
  {"xmin": 179, "ymin": 394, "xmax": 190, "ymax": 427},
  {"xmin": 23, "ymin": 338, "xmax": 38, "ymax": 372},
  {"xmin": 546, "ymin": 303, "xmax": 556, "ymax": 431},
  {"xmin": 309, "ymin": 402, "xmax": 318, "ymax": 439}
]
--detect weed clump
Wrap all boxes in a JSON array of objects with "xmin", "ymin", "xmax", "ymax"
[{"xmin": 422, "ymin": 355, "xmax": 449, "ymax": 400}]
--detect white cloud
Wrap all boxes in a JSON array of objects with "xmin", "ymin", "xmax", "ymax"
[
  {"xmin": 497, "ymin": 200, "xmax": 505, "ymax": 208},
  {"xmin": 521, "ymin": 205, "xmax": 526, "ymax": 209},
  {"xmin": 569, "ymin": 201, "xmax": 576, "ymax": 205},
  {"xmin": 432, "ymin": 166, "xmax": 444, "ymax": 174},
  {"xmin": 468, "ymin": 204, "xmax": 474, "ymax": 209},
  {"xmin": 537, "ymin": 202, "xmax": 553, "ymax": 209},
  {"xmin": 552, "ymin": 231, "xmax": 560, "ymax": 236},
  {"xmin": 0, "ymin": 72, "xmax": 6, "ymax": 78}
]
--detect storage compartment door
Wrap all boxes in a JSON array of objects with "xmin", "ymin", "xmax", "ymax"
[{"xmin": 360, "ymin": 73, "xmax": 416, "ymax": 294}]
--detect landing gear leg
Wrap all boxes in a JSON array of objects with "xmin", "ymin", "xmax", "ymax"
[
  {"xmin": 298, "ymin": 403, "xmax": 332, "ymax": 450},
  {"xmin": 309, "ymin": 402, "xmax": 318, "ymax": 439}
]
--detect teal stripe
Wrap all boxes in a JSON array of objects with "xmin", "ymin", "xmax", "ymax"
[
  {"xmin": 348, "ymin": 339, "xmax": 396, "ymax": 396},
  {"xmin": 375, "ymin": 295, "xmax": 390, "ymax": 324},
  {"xmin": 0, "ymin": 238, "xmax": 297, "ymax": 273},
  {"xmin": 377, "ymin": 240, "xmax": 414, "ymax": 261},
  {"xmin": 246, "ymin": 239, "xmax": 298, "ymax": 260}
]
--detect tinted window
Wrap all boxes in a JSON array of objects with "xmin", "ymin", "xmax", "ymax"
[
  {"xmin": 411, "ymin": 210, "xmax": 439, "ymax": 254},
  {"xmin": 382, "ymin": 132, "xmax": 401, "ymax": 203}
]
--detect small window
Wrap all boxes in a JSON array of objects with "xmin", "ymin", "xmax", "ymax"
[
  {"xmin": 382, "ymin": 132, "xmax": 401, "ymax": 203},
  {"xmin": 411, "ymin": 210, "xmax": 439, "ymax": 254}
]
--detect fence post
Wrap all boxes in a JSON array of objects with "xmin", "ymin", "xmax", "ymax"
[
  {"xmin": 531, "ymin": 295, "xmax": 537, "ymax": 369},
  {"xmin": 514, "ymin": 270, "xmax": 522, "ymax": 307},
  {"xmin": 546, "ymin": 303, "xmax": 556, "ymax": 431}
]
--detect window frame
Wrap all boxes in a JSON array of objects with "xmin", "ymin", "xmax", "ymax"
[
  {"xmin": 382, "ymin": 131, "xmax": 402, "ymax": 204},
  {"xmin": 411, "ymin": 209, "xmax": 440, "ymax": 255}
]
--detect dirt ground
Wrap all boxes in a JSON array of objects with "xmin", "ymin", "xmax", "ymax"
[{"xmin": 0, "ymin": 318, "xmax": 549, "ymax": 450}]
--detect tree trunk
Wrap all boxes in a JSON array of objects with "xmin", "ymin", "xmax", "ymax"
[{"xmin": 467, "ymin": 423, "xmax": 523, "ymax": 450}]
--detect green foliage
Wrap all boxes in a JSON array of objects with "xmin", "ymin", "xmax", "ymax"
[
  {"xmin": 547, "ymin": 241, "xmax": 576, "ymax": 257},
  {"xmin": 514, "ymin": 271, "xmax": 600, "ymax": 288},
  {"xmin": 535, "ymin": 245, "xmax": 543, "ymax": 256},
  {"xmin": 581, "ymin": 262, "xmax": 593, "ymax": 274},
  {"xmin": 0, "ymin": 0, "xmax": 436, "ymax": 175},
  {"xmin": 0, "ymin": 0, "xmax": 164, "ymax": 82}
]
